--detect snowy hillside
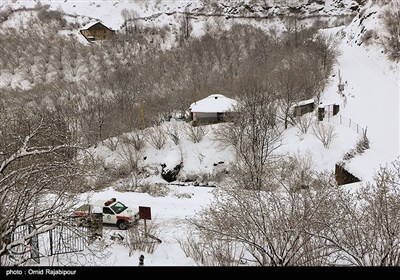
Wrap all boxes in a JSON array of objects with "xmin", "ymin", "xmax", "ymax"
[
  {"xmin": 70, "ymin": 0, "xmax": 398, "ymax": 187},
  {"xmin": 319, "ymin": 1, "xmax": 399, "ymax": 184},
  {"xmin": 1, "ymin": 0, "xmax": 399, "ymax": 267},
  {"xmin": 2, "ymin": 0, "xmax": 360, "ymax": 28},
  {"xmin": 1, "ymin": 0, "xmax": 360, "ymax": 44}
]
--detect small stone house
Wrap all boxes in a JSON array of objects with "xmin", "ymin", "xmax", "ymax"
[{"xmin": 80, "ymin": 22, "xmax": 116, "ymax": 42}]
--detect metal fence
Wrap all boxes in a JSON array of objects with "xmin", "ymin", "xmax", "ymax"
[
  {"xmin": 9, "ymin": 218, "xmax": 89, "ymax": 264},
  {"xmin": 10, "ymin": 224, "xmax": 39, "ymax": 264},
  {"xmin": 48, "ymin": 220, "xmax": 89, "ymax": 256}
]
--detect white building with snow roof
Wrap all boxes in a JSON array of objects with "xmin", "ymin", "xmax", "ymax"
[{"xmin": 189, "ymin": 94, "xmax": 238, "ymax": 124}]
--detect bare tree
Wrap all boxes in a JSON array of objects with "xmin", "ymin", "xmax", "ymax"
[
  {"xmin": 121, "ymin": 9, "xmax": 141, "ymax": 35},
  {"xmin": 179, "ymin": 7, "xmax": 192, "ymax": 44},
  {"xmin": 216, "ymin": 78, "xmax": 282, "ymax": 191},
  {"xmin": 7, "ymin": 47, "xmax": 22, "ymax": 75},
  {"xmin": 0, "ymin": 107, "xmax": 90, "ymax": 266},
  {"xmin": 65, "ymin": 40, "xmax": 82, "ymax": 79},
  {"xmin": 274, "ymin": 53, "xmax": 315, "ymax": 129},
  {"xmin": 308, "ymin": 159, "xmax": 400, "ymax": 266},
  {"xmin": 80, "ymin": 84, "xmax": 112, "ymax": 144},
  {"xmin": 185, "ymin": 155, "xmax": 399, "ymax": 267},
  {"xmin": 52, "ymin": 39, "xmax": 65, "ymax": 71},
  {"xmin": 121, "ymin": 8, "xmax": 131, "ymax": 35},
  {"xmin": 185, "ymin": 163, "xmax": 339, "ymax": 266},
  {"xmin": 310, "ymin": 33, "xmax": 340, "ymax": 78}
]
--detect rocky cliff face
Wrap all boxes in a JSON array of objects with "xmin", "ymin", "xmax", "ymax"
[{"xmin": 188, "ymin": 0, "xmax": 362, "ymax": 18}]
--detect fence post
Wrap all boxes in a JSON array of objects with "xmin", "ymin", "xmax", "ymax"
[
  {"xmin": 49, "ymin": 230, "xmax": 53, "ymax": 256},
  {"xmin": 349, "ymin": 118, "xmax": 351, "ymax": 128}
]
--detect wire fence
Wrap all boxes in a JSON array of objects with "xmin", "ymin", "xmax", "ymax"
[{"xmin": 323, "ymin": 114, "xmax": 367, "ymax": 136}]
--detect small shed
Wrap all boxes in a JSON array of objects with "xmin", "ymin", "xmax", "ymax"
[
  {"xmin": 189, "ymin": 94, "xmax": 237, "ymax": 124},
  {"xmin": 80, "ymin": 22, "xmax": 116, "ymax": 42},
  {"xmin": 292, "ymin": 98, "xmax": 316, "ymax": 117}
]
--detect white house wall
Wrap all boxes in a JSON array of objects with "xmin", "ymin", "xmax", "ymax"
[{"xmin": 193, "ymin": 112, "xmax": 218, "ymax": 121}]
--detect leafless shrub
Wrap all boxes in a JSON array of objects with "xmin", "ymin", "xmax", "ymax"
[
  {"xmin": 128, "ymin": 171, "xmax": 144, "ymax": 191},
  {"xmin": 109, "ymin": 164, "xmax": 131, "ymax": 179},
  {"xmin": 179, "ymin": 233, "xmax": 245, "ymax": 266},
  {"xmin": 174, "ymin": 192, "xmax": 193, "ymax": 199},
  {"xmin": 311, "ymin": 18, "xmax": 328, "ymax": 29},
  {"xmin": 93, "ymin": 159, "xmax": 130, "ymax": 191},
  {"xmin": 187, "ymin": 171, "xmax": 212, "ymax": 186},
  {"xmin": 103, "ymin": 136, "xmax": 120, "ymax": 151},
  {"xmin": 123, "ymin": 220, "xmax": 162, "ymax": 256},
  {"xmin": 185, "ymin": 124, "xmax": 208, "ymax": 143},
  {"xmin": 343, "ymin": 148, "xmax": 357, "ymax": 161},
  {"xmin": 121, "ymin": 131, "xmax": 146, "ymax": 151},
  {"xmin": 137, "ymin": 183, "xmax": 170, "ymax": 197},
  {"xmin": 312, "ymin": 121, "xmax": 336, "ymax": 149},
  {"xmin": 277, "ymin": 151, "xmax": 316, "ymax": 193},
  {"xmin": 120, "ymin": 144, "xmax": 142, "ymax": 174},
  {"xmin": 210, "ymin": 163, "xmax": 229, "ymax": 184},
  {"xmin": 117, "ymin": 170, "xmax": 168, "ymax": 198},
  {"xmin": 166, "ymin": 122, "xmax": 182, "ymax": 145},
  {"xmin": 355, "ymin": 133, "xmax": 369, "ymax": 154},
  {"xmin": 145, "ymin": 126, "xmax": 167, "ymax": 150},
  {"xmin": 294, "ymin": 113, "xmax": 315, "ymax": 135}
]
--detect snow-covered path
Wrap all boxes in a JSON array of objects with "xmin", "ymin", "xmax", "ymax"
[{"xmin": 336, "ymin": 41, "xmax": 399, "ymax": 182}]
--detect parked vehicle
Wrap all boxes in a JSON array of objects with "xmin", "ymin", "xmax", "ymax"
[{"xmin": 73, "ymin": 198, "xmax": 140, "ymax": 230}]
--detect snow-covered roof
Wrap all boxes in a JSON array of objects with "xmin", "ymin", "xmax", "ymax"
[
  {"xmin": 294, "ymin": 98, "xmax": 315, "ymax": 107},
  {"xmin": 81, "ymin": 21, "xmax": 114, "ymax": 31},
  {"xmin": 189, "ymin": 94, "xmax": 237, "ymax": 113}
]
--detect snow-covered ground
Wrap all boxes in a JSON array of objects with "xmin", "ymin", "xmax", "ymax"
[
  {"xmin": 1, "ymin": 0, "xmax": 398, "ymax": 267},
  {"xmin": 30, "ymin": 32, "xmax": 399, "ymax": 265},
  {"xmin": 335, "ymin": 40, "xmax": 399, "ymax": 182}
]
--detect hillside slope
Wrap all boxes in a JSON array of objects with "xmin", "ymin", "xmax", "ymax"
[
  {"xmin": 0, "ymin": 0, "xmax": 396, "ymax": 184},
  {"xmin": 0, "ymin": 0, "xmax": 398, "ymax": 267},
  {"xmin": 2, "ymin": 0, "xmax": 360, "ymax": 29},
  {"xmin": 319, "ymin": 1, "xmax": 399, "ymax": 183}
]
